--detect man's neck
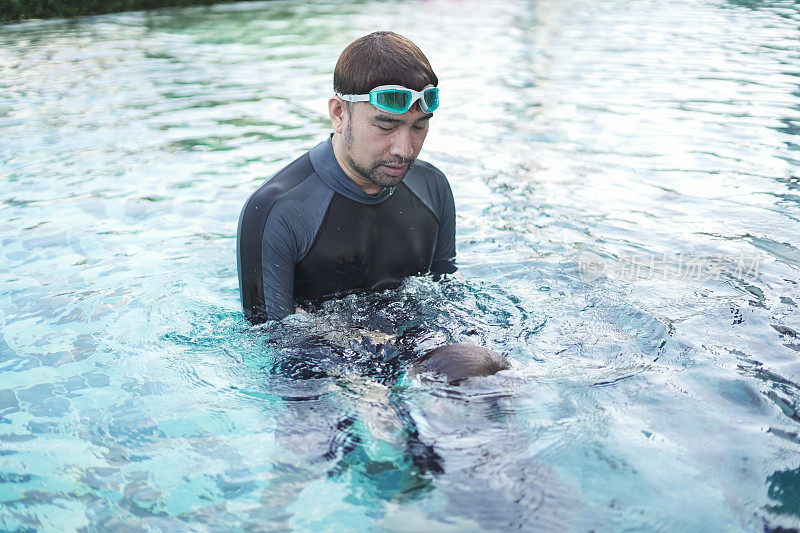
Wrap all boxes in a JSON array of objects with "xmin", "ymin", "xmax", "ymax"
[{"xmin": 331, "ymin": 133, "xmax": 384, "ymax": 195}]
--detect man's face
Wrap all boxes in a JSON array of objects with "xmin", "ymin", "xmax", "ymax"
[{"xmin": 339, "ymin": 101, "xmax": 431, "ymax": 189}]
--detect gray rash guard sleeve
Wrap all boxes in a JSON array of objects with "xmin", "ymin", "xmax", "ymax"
[
  {"xmin": 259, "ymin": 178, "xmax": 334, "ymax": 320},
  {"xmin": 259, "ymin": 210, "xmax": 296, "ymax": 321}
]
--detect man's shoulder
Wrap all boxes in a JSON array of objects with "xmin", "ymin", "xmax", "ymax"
[
  {"xmin": 250, "ymin": 151, "xmax": 316, "ymax": 203},
  {"xmin": 240, "ymin": 150, "xmax": 324, "ymax": 222},
  {"xmin": 405, "ymin": 157, "xmax": 452, "ymax": 193},
  {"xmin": 238, "ymin": 151, "xmax": 320, "ymax": 249},
  {"xmin": 403, "ymin": 158, "xmax": 454, "ymax": 219},
  {"xmin": 408, "ymin": 158, "xmax": 447, "ymax": 182}
]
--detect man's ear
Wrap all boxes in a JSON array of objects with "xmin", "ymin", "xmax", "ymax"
[{"xmin": 329, "ymin": 96, "xmax": 348, "ymax": 134}]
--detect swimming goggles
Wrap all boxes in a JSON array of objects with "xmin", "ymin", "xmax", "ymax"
[{"xmin": 336, "ymin": 84, "xmax": 439, "ymax": 114}]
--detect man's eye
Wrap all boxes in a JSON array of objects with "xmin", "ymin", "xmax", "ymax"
[
  {"xmin": 376, "ymin": 125, "xmax": 393, "ymax": 131},
  {"xmin": 413, "ymin": 124, "xmax": 426, "ymax": 131}
]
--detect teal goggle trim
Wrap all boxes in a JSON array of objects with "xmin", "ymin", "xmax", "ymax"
[{"xmin": 336, "ymin": 84, "xmax": 439, "ymax": 114}]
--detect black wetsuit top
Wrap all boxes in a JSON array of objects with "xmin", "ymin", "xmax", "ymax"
[{"xmin": 237, "ymin": 135, "xmax": 457, "ymax": 324}]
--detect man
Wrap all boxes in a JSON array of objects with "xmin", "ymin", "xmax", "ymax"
[{"xmin": 237, "ymin": 31, "xmax": 456, "ymax": 324}]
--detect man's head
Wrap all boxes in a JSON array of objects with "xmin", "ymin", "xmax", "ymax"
[{"xmin": 329, "ymin": 31, "xmax": 438, "ymax": 193}]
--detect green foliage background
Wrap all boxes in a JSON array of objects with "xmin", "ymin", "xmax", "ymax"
[{"xmin": 0, "ymin": 0, "xmax": 254, "ymax": 22}]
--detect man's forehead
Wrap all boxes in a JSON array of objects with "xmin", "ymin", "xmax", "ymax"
[{"xmin": 371, "ymin": 109, "xmax": 433, "ymax": 124}]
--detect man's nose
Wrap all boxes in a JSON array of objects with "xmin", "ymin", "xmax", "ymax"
[{"xmin": 389, "ymin": 129, "xmax": 414, "ymax": 159}]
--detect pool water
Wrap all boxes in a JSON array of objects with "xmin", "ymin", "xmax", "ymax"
[{"xmin": 2, "ymin": 0, "xmax": 800, "ymax": 530}]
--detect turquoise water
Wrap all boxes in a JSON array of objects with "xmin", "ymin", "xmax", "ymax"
[{"xmin": 2, "ymin": 0, "xmax": 800, "ymax": 530}]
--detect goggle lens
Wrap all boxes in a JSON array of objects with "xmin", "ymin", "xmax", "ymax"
[
  {"xmin": 423, "ymin": 87, "xmax": 439, "ymax": 112},
  {"xmin": 375, "ymin": 90, "xmax": 411, "ymax": 112}
]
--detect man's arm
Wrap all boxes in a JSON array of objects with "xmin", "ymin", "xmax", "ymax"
[
  {"xmin": 430, "ymin": 174, "xmax": 457, "ymax": 277},
  {"xmin": 261, "ymin": 210, "xmax": 298, "ymax": 321},
  {"xmin": 238, "ymin": 150, "xmax": 321, "ymax": 324}
]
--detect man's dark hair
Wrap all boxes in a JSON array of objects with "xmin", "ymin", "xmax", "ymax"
[{"xmin": 334, "ymin": 31, "xmax": 438, "ymax": 94}]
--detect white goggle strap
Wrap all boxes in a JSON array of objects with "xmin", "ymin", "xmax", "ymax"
[{"xmin": 335, "ymin": 93, "xmax": 370, "ymax": 102}]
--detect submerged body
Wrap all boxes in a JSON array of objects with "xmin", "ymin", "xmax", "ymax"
[{"xmin": 411, "ymin": 343, "xmax": 510, "ymax": 385}]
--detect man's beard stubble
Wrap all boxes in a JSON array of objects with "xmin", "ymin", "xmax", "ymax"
[{"xmin": 344, "ymin": 116, "xmax": 414, "ymax": 189}]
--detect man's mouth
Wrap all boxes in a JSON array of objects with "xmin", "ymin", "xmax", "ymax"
[{"xmin": 381, "ymin": 163, "xmax": 407, "ymax": 177}]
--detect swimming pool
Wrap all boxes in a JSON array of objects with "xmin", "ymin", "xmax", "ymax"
[{"xmin": 2, "ymin": 0, "xmax": 799, "ymax": 530}]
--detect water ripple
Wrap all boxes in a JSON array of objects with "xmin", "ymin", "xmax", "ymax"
[{"xmin": 2, "ymin": 0, "xmax": 800, "ymax": 530}]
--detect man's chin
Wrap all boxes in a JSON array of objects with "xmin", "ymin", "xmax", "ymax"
[
  {"xmin": 369, "ymin": 172, "xmax": 407, "ymax": 189},
  {"xmin": 372, "ymin": 165, "xmax": 412, "ymax": 188}
]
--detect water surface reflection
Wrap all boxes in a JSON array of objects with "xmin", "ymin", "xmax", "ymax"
[{"xmin": 1, "ymin": 0, "xmax": 800, "ymax": 530}]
